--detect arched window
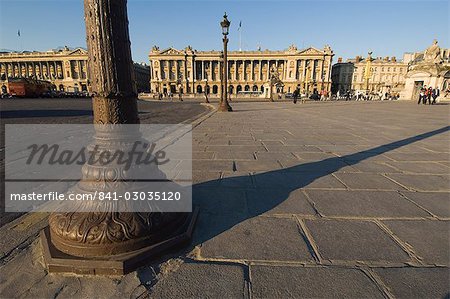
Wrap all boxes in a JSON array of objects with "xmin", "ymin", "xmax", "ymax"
[
  {"xmin": 260, "ymin": 86, "xmax": 264, "ymax": 92},
  {"xmin": 244, "ymin": 85, "xmax": 250, "ymax": 91},
  {"xmin": 237, "ymin": 85, "xmax": 242, "ymax": 93},
  {"xmin": 229, "ymin": 85, "xmax": 234, "ymax": 94},
  {"xmin": 212, "ymin": 85, "xmax": 218, "ymax": 94},
  {"xmin": 252, "ymin": 85, "xmax": 258, "ymax": 91},
  {"xmin": 196, "ymin": 85, "xmax": 203, "ymax": 94},
  {"xmin": 59, "ymin": 84, "xmax": 64, "ymax": 91}
]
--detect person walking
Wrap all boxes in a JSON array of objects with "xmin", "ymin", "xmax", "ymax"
[
  {"xmin": 293, "ymin": 87, "xmax": 299, "ymax": 104},
  {"xmin": 426, "ymin": 87, "xmax": 432, "ymax": 105},
  {"xmin": 418, "ymin": 88, "xmax": 424, "ymax": 104},
  {"xmin": 178, "ymin": 88, "xmax": 183, "ymax": 102},
  {"xmin": 431, "ymin": 87, "xmax": 440, "ymax": 105}
]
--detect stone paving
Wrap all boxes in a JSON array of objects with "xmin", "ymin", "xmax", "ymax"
[{"xmin": 0, "ymin": 100, "xmax": 449, "ymax": 298}]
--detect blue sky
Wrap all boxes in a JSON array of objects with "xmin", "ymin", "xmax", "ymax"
[{"xmin": 0, "ymin": 0, "xmax": 448, "ymax": 63}]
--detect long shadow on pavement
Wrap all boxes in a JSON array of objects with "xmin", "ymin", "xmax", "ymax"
[{"xmin": 190, "ymin": 125, "xmax": 449, "ymax": 245}]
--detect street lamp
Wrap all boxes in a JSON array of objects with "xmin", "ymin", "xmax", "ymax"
[
  {"xmin": 41, "ymin": 0, "xmax": 196, "ymax": 275},
  {"xmin": 219, "ymin": 13, "xmax": 232, "ymax": 112},
  {"xmin": 204, "ymin": 76, "xmax": 210, "ymax": 103},
  {"xmin": 364, "ymin": 51, "xmax": 373, "ymax": 91}
]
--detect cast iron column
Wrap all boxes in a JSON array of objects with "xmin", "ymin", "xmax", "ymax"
[{"xmin": 47, "ymin": 0, "xmax": 188, "ymax": 259}]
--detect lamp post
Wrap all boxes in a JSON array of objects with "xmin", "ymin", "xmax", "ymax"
[
  {"xmin": 364, "ymin": 51, "xmax": 373, "ymax": 91},
  {"xmin": 204, "ymin": 76, "xmax": 210, "ymax": 103},
  {"xmin": 41, "ymin": 0, "xmax": 196, "ymax": 275},
  {"xmin": 219, "ymin": 13, "xmax": 232, "ymax": 112}
]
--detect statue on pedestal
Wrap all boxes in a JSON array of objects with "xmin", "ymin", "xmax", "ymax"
[{"xmin": 424, "ymin": 40, "xmax": 442, "ymax": 64}]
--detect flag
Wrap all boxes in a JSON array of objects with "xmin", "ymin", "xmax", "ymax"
[
  {"xmin": 17, "ymin": 30, "xmax": 20, "ymax": 37},
  {"xmin": 238, "ymin": 21, "xmax": 242, "ymax": 30}
]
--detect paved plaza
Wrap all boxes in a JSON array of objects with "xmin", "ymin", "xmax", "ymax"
[{"xmin": 0, "ymin": 100, "xmax": 449, "ymax": 298}]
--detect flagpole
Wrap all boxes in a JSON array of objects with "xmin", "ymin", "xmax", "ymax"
[
  {"xmin": 239, "ymin": 30, "xmax": 241, "ymax": 51},
  {"xmin": 238, "ymin": 21, "xmax": 242, "ymax": 51}
]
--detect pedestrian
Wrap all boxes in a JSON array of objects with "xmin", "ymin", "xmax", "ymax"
[
  {"xmin": 426, "ymin": 87, "xmax": 432, "ymax": 105},
  {"xmin": 418, "ymin": 88, "xmax": 424, "ymax": 104},
  {"xmin": 179, "ymin": 88, "xmax": 183, "ymax": 102},
  {"xmin": 293, "ymin": 87, "xmax": 299, "ymax": 104},
  {"xmin": 431, "ymin": 87, "xmax": 439, "ymax": 105}
]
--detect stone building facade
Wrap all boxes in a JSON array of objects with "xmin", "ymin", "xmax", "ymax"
[
  {"xmin": 0, "ymin": 46, "xmax": 89, "ymax": 92},
  {"xmin": 133, "ymin": 62, "xmax": 151, "ymax": 93},
  {"xmin": 331, "ymin": 53, "xmax": 407, "ymax": 94},
  {"xmin": 148, "ymin": 45, "xmax": 334, "ymax": 97},
  {"xmin": 0, "ymin": 47, "xmax": 150, "ymax": 94}
]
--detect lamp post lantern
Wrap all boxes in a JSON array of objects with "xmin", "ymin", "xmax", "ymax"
[{"xmin": 219, "ymin": 13, "xmax": 232, "ymax": 112}]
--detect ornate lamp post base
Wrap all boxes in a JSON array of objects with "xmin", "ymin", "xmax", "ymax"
[
  {"xmin": 218, "ymin": 101, "xmax": 233, "ymax": 112},
  {"xmin": 40, "ymin": 208, "xmax": 198, "ymax": 275}
]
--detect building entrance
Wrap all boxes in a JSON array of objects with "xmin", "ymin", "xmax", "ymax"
[{"xmin": 412, "ymin": 81, "xmax": 424, "ymax": 100}]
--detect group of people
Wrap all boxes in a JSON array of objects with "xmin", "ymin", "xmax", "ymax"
[
  {"xmin": 418, "ymin": 86, "xmax": 440, "ymax": 105},
  {"xmin": 335, "ymin": 90, "xmax": 400, "ymax": 101},
  {"xmin": 156, "ymin": 90, "xmax": 183, "ymax": 101},
  {"xmin": 292, "ymin": 88, "xmax": 331, "ymax": 104}
]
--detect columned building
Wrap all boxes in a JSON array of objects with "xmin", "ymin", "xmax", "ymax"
[
  {"xmin": 0, "ymin": 47, "xmax": 150, "ymax": 94},
  {"xmin": 148, "ymin": 44, "xmax": 334, "ymax": 97},
  {"xmin": 0, "ymin": 46, "xmax": 89, "ymax": 92},
  {"xmin": 331, "ymin": 54, "xmax": 407, "ymax": 94}
]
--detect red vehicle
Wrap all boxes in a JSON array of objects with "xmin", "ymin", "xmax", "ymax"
[{"xmin": 6, "ymin": 78, "xmax": 53, "ymax": 98}]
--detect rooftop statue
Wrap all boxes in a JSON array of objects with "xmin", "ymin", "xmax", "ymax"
[
  {"xmin": 424, "ymin": 39, "xmax": 442, "ymax": 63},
  {"xmin": 287, "ymin": 44, "xmax": 298, "ymax": 52}
]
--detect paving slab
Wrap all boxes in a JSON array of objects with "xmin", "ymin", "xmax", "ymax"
[
  {"xmin": 384, "ymin": 152, "xmax": 450, "ymax": 162},
  {"xmin": 246, "ymin": 188, "xmax": 316, "ymax": 216},
  {"xmin": 374, "ymin": 267, "xmax": 450, "ymax": 299},
  {"xmin": 220, "ymin": 171, "xmax": 254, "ymax": 188},
  {"xmin": 399, "ymin": 191, "xmax": 450, "ymax": 218},
  {"xmin": 192, "ymin": 186, "xmax": 247, "ymax": 215},
  {"xmin": 382, "ymin": 220, "xmax": 450, "ymax": 265},
  {"xmin": 149, "ymin": 262, "xmax": 246, "ymax": 299},
  {"xmin": 335, "ymin": 173, "xmax": 405, "ymax": 190},
  {"xmin": 351, "ymin": 161, "xmax": 401, "ymax": 173},
  {"xmin": 251, "ymin": 265, "xmax": 384, "ymax": 299},
  {"xmin": 386, "ymin": 174, "xmax": 450, "ymax": 191},
  {"xmin": 235, "ymin": 160, "xmax": 283, "ymax": 172},
  {"xmin": 305, "ymin": 219, "xmax": 411, "ymax": 263},
  {"xmin": 304, "ymin": 190, "xmax": 430, "ymax": 218},
  {"xmin": 386, "ymin": 161, "xmax": 450, "ymax": 174},
  {"xmin": 200, "ymin": 216, "xmax": 314, "ymax": 262},
  {"xmin": 253, "ymin": 172, "xmax": 346, "ymax": 190}
]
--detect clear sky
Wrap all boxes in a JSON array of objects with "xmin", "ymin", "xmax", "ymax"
[{"xmin": 0, "ymin": 0, "xmax": 448, "ymax": 63}]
